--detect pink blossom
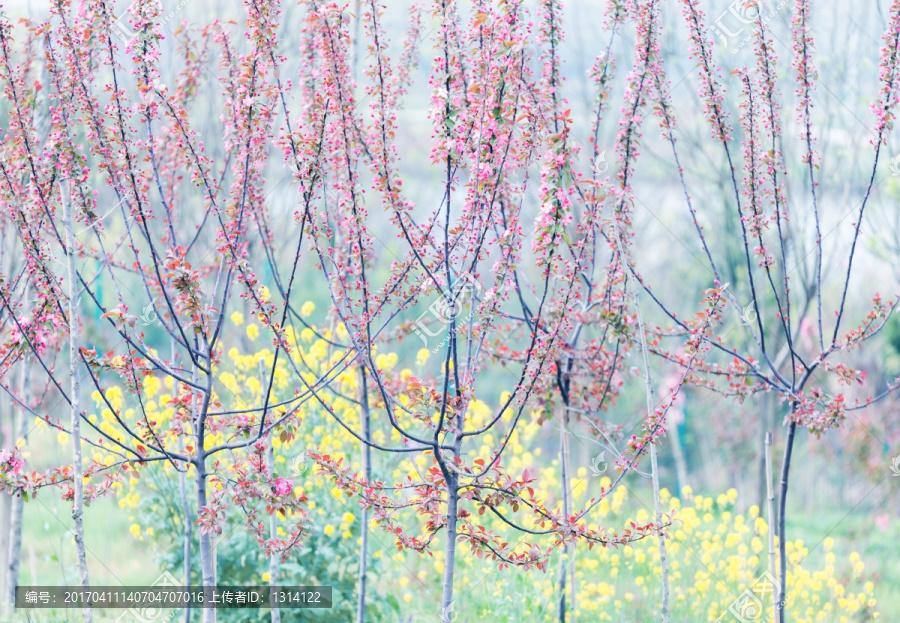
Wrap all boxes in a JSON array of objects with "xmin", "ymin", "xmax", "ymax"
[{"xmin": 274, "ymin": 477, "xmax": 293, "ymax": 497}]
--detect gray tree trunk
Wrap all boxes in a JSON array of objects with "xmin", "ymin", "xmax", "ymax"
[
  {"xmin": 439, "ymin": 482, "xmax": 458, "ymax": 622},
  {"xmin": 191, "ymin": 352, "xmax": 216, "ymax": 623},
  {"xmin": 63, "ymin": 185, "xmax": 93, "ymax": 623},
  {"xmin": 765, "ymin": 432, "xmax": 777, "ymax": 620},
  {"xmin": 178, "ymin": 440, "xmax": 192, "ymax": 623},
  {"xmin": 556, "ymin": 402, "xmax": 572, "ymax": 623},
  {"xmin": 0, "ymin": 390, "xmax": 9, "ymax": 607},
  {"xmin": 776, "ymin": 421, "xmax": 798, "ymax": 623},
  {"xmin": 174, "ymin": 338, "xmax": 192, "ymax": 623},
  {"xmin": 197, "ymin": 460, "xmax": 215, "ymax": 623},
  {"xmin": 260, "ymin": 362, "xmax": 281, "ymax": 623},
  {"xmin": 267, "ymin": 442, "xmax": 281, "ymax": 623},
  {"xmin": 632, "ymin": 278, "xmax": 669, "ymax": 623},
  {"xmin": 3, "ymin": 364, "xmax": 29, "ymax": 614},
  {"xmin": 356, "ymin": 367, "xmax": 371, "ymax": 623}
]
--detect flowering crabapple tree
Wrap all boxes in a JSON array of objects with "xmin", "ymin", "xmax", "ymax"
[
  {"xmin": 0, "ymin": 2, "xmax": 341, "ymax": 622},
  {"xmin": 0, "ymin": 1, "xmax": 678, "ymax": 622},
  {"xmin": 276, "ymin": 0, "xmax": 732, "ymax": 621},
  {"xmin": 613, "ymin": 0, "xmax": 900, "ymax": 620},
  {"xmin": 515, "ymin": 1, "xmax": 687, "ymax": 619},
  {"xmin": 2, "ymin": 0, "xmax": 892, "ymax": 623}
]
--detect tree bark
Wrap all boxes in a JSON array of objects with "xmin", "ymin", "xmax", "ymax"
[
  {"xmin": 63, "ymin": 185, "xmax": 93, "ymax": 623},
  {"xmin": 0, "ymin": 390, "xmax": 9, "ymax": 608},
  {"xmin": 0, "ymin": 491, "xmax": 8, "ymax": 609},
  {"xmin": 765, "ymin": 431, "xmax": 777, "ymax": 621},
  {"xmin": 188, "ymin": 346, "xmax": 216, "ymax": 623},
  {"xmin": 757, "ymin": 392, "xmax": 773, "ymax": 512},
  {"xmin": 557, "ymin": 402, "xmax": 571, "ymax": 623},
  {"xmin": 257, "ymin": 361, "xmax": 281, "ymax": 623},
  {"xmin": 439, "ymin": 482, "xmax": 459, "ymax": 622},
  {"xmin": 569, "ymin": 544, "xmax": 576, "ymax": 621},
  {"xmin": 356, "ymin": 366, "xmax": 371, "ymax": 623},
  {"xmin": 4, "ymin": 364, "xmax": 30, "ymax": 614},
  {"xmin": 174, "ymin": 339, "xmax": 192, "ymax": 623},
  {"xmin": 266, "ymin": 438, "xmax": 281, "ymax": 623},
  {"xmin": 649, "ymin": 442, "xmax": 670, "ymax": 623},
  {"xmin": 776, "ymin": 420, "xmax": 797, "ymax": 623},
  {"xmin": 197, "ymin": 459, "xmax": 216, "ymax": 623},
  {"xmin": 178, "ymin": 442, "xmax": 192, "ymax": 623},
  {"xmin": 3, "ymin": 489, "xmax": 19, "ymax": 617},
  {"xmin": 631, "ymin": 277, "xmax": 670, "ymax": 623}
]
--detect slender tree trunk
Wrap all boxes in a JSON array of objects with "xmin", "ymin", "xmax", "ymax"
[
  {"xmin": 556, "ymin": 402, "xmax": 572, "ymax": 623},
  {"xmin": 556, "ymin": 547, "xmax": 567, "ymax": 623},
  {"xmin": 776, "ymin": 420, "xmax": 797, "ymax": 623},
  {"xmin": 758, "ymin": 422, "xmax": 767, "ymax": 512},
  {"xmin": 356, "ymin": 367, "xmax": 371, "ymax": 623},
  {"xmin": 173, "ymin": 338, "xmax": 192, "ymax": 623},
  {"xmin": 569, "ymin": 544, "xmax": 576, "ymax": 621},
  {"xmin": 189, "ymin": 349, "xmax": 217, "ymax": 623},
  {"xmin": 266, "ymin": 439, "xmax": 281, "ymax": 623},
  {"xmin": 440, "ymin": 482, "xmax": 459, "ymax": 622},
  {"xmin": 4, "ymin": 364, "xmax": 30, "ymax": 614},
  {"xmin": 0, "ymin": 390, "xmax": 9, "ymax": 607},
  {"xmin": 212, "ymin": 534, "xmax": 218, "ymax": 586},
  {"xmin": 0, "ymin": 491, "xmax": 8, "ymax": 608},
  {"xmin": 757, "ymin": 393, "xmax": 773, "ymax": 511},
  {"xmin": 765, "ymin": 431, "xmax": 777, "ymax": 621},
  {"xmin": 649, "ymin": 443, "xmax": 670, "ymax": 623},
  {"xmin": 197, "ymin": 458, "xmax": 216, "ymax": 623},
  {"xmin": 266, "ymin": 438, "xmax": 281, "ymax": 623},
  {"xmin": 631, "ymin": 278, "xmax": 670, "ymax": 623},
  {"xmin": 178, "ymin": 443, "xmax": 192, "ymax": 623},
  {"xmin": 257, "ymin": 361, "xmax": 281, "ymax": 623},
  {"xmin": 63, "ymin": 187, "xmax": 93, "ymax": 623}
]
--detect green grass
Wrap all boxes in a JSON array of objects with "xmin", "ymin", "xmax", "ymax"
[
  {"xmin": 2, "ymin": 500, "xmax": 896, "ymax": 621},
  {"xmin": 19, "ymin": 495, "xmax": 159, "ymax": 587}
]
